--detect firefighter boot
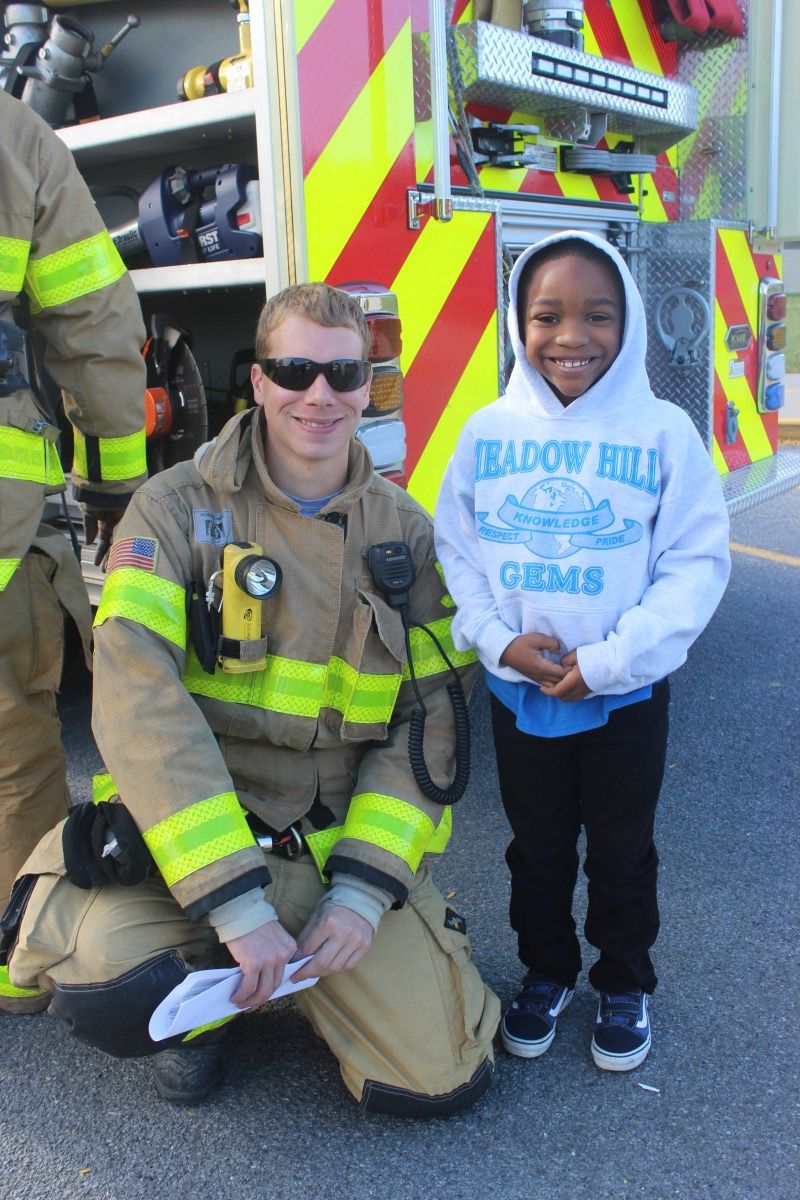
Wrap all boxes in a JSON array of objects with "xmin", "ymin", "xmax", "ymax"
[
  {"xmin": 152, "ymin": 1026, "xmax": 231, "ymax": 1104},
  {"xmin": 0, "ymin": 965, "xmax": 51, "ymax": 1015}
]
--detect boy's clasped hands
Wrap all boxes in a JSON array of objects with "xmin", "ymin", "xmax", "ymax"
[{"xmin": 500, "ymin": 633, "xmax": 590, "ymax": 701}]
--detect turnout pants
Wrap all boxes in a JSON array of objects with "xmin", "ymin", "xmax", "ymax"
[
  {"xmin": 490, "ymin": 679, "xmax": 670, "ymax": 995},
  {"xmin": 8, "ymin": 825, "xmax": 500, "ymax": 1115},
  {"xmin": 0, "ymin": 540, "xmax": 90, "ymax": 908}
]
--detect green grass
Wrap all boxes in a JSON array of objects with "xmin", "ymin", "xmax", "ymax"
[{"xmin": 786, "ymin": 294, "xmax": 800, "ymax": 373}]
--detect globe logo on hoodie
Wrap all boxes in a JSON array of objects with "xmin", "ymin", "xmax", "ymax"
[
  {"xmin": 515, "ymin": 479, "xmax": 592, "ymax": 559},
  {"xmin": 477, "ymin": 476, "xmax": 643, "ymax": 560}
]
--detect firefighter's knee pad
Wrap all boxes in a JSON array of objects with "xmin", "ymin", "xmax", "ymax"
[
  {"xmin": 360, "ymin": 1057, "xmax": 493, "ymax": 1118},
  {"xmin": 50, "ymin": 951, "xmax": 190, "ymax": 1058}
]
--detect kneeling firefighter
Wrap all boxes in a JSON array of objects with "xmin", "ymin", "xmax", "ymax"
[
  {"xmin": 3, "ymin": 282, "xmax": 500, "ymax": 1109},
  {"xmin": 0, "ymin": 91, "xmax": 147, "ymax": 1015}
]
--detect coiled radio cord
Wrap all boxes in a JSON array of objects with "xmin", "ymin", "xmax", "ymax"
[{"xmin": 404, "ymin": 620, "xmax": 470, "ymax": 806}]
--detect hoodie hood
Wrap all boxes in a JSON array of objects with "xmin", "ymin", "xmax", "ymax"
[{"xmin": 506, "ymin": 229, "xmax": 656, "ymax": 418}]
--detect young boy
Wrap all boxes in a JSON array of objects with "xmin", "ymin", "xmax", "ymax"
[{"xmin": 434, "ymin": 230, "xmax": 730, "ymax": 1071}]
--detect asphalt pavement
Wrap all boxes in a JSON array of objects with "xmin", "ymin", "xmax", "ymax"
[
  {"xmin": 0, "ymin": 487, "xmax": 798, "ymax": 1200},
  {"xmin": 780, "ymin": 373, "xmax": 800, "ymax": 428}
]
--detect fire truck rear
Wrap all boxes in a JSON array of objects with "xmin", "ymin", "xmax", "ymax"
[{"xmin": 14, "ymin": 0, "xmax": 799, "ymax": 602}]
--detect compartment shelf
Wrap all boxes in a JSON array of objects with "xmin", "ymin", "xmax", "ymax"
[
  {"xmin": 129, "ymin": 257, "xmax": 267, "ymax": 293},
  {"xmin": 56, "ymin": 88, "xmax": 257, "ymax": 166}
]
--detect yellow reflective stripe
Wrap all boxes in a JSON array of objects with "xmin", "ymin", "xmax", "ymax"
[
  {"xmin": 322, "ymin": 656, "xmax": 401, "ymax": 724},
  {"xmin": 72, "ymin": 430, "xmax": 87, "ymax": 478},
  {"xmin": 0, "ymin": 558, "xmax": 22, "ymax": 590},
  {"xmin": 0, "ymin": 425, "xmax": 65, "ymax": 486},
  {"xmin": 72, "ymin": 427, "xmax": 147, "ymax": 483},
  {"xmin": 0, "ymin": 964, "xmax": 46, "ymax": 1000},
  {"xmin": 434, "ymin": 561, "xmax": 455, "ymax": 609},
  {"xmin": 185, "ymin": 646, "xmax": 326, "ymax": 714},
  {"xmin": 97, "ymin": 428, "xmax": 146, "ymax": 480},
  {"xmin": 182, "ymin": 1013, "xmax": 239, "ymax": 1042},
  {"xmin": 427, "ymin": 805, "xmax": 452, "ymax": 854},
  {"xmin": 92, "ymin": 772, "xmax": 117, "ymax": 804},
  {"xmin": 25, "ymin": 229, "xmax": 126, "ymax": 311},
  {"xmin": 0, "ymin": 234, "xmax": 28, "ymax": 293},
  {"xmin": 304, "ymin": 826, "xmax": 344, "ymax": 879},
  {"xmin": 94, "ymin": 568, "xmax": 186, "ymax": 649},
  {"xmin": 184, "ymin": 648, "xmax": 399, "ymax": 726},
  {"xmin": 403, "ymin": 617, "xmax": 476, "ymax": 681},
  {"xmin": 142, "ymin": 792, "xmax": 255, "ymax": 887},
  {"xmin": 304, "ymin": 804, "xmax": 452, "ymax": 880},
  {"xmin": 340, "ymin": 792, "xmax": 435, "ymax": 873}
]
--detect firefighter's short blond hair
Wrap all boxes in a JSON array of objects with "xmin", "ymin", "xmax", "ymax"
[{"xmin": 255, "ymin": 282, "xmax": 370, "ymax": 358}]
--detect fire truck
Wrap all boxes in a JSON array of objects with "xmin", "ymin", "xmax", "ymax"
[{"xmin": 3, "ymin": 0, "xmax": 799, "ymax": 602}]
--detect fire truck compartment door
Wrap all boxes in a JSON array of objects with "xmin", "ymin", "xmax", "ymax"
[{"xmin": 495, "ymin": 196, "xmax": 639, "ymax": 262}]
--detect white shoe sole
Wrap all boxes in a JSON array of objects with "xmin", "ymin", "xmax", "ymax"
[
  {"xmin": 501, "ymin": 1022, "xmax": 556, "ymax": 1058},
  {"xmin": 591, "ymin": 1032, "xmax": 651, "ymax": 1072},
  {"xmin": 500, "ymin": 990, "xmax": 573, "ymax": 1059}
]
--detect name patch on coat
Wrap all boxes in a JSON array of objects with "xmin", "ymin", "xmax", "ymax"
[{"xmin": 193, "ymin": 509, "xmax": 232, "ymax": 545}]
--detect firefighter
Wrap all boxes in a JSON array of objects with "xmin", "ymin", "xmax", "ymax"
[
  {"xmin": 0, "ymin": 91, "xmax": 147, "ymax": 1014},
  {"xmin": 5, "ymin": 283, "xmax": 500, "ymax": 1111}
]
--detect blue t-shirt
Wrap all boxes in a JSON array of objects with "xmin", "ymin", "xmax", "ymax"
[
  {"xmin": 488, "ymin": 672, "xmax": 652, "ymax": 737},
  {"xmin": 282, "ymin": 488, "xmax": 344, "ymax": 516}
]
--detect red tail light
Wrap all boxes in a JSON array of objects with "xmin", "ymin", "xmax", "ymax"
[
  {"xmin": 367, "ymin": 314, "xmax": 403, "ymax": 362},
  {"xmin": 766, "ymin": 293, "xmax": 787, "ymax": 320}
]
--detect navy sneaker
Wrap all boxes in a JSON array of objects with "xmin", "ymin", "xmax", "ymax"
[
  {"xmin": 501, "ymin": 972, "xmax": 574, "ymax": 1058},
  {"xmin": 591, "ymin": 989, "xmax": 651, "ymax": 1071}
]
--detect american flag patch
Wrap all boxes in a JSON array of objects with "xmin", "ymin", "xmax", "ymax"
[{"xmin": 107, "ymin": 536, "xmax": 159, "ymax": 575}]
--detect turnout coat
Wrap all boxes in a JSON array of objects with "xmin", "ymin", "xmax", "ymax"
[{"xmin": 92, "ymin": 408, "xmax": 477, "ymax": 918}]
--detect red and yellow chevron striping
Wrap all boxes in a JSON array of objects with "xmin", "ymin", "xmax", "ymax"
[
  {"xmin": 713, "ymin": 228, "xmax": 779, "ymax": 471},
  {"xmin": 294, "ymin": 2, "xmax": 716, "ymax": 509},
  {"xmin": 451, "ymin": 0, "xmax": 678, "ymax": 220},
  {"xmin": 298, "ymin": 0, "xmax": 502, "ymax": 506}
]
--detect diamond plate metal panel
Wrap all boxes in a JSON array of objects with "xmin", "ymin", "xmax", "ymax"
[
  {"xmin": 676, "ymin": 0, "xmax": 750, "ymax": 221},
  {"xmin": 633, "ymin": 221, "xmax": 717, "ymax": 449},
  {"xmin": 451, "ymin": 21, "xmax": 697, "ymax": 154},
  {"xmin": 722, "ymin": 447, "xmax": 800, "ymax": 514},
  {"xmin": 412, "ymin": 30, "xmax": 432, "ymax": 123}
]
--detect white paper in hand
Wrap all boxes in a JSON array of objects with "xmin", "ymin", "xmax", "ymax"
[{"xmin": 148, "ymin": 956, "xmax": 318, "ymax": 1042}]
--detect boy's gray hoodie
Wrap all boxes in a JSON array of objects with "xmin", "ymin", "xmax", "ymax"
[{"xmin": 434, "ymin": 230, "xmax": 731, "ymax": 697}]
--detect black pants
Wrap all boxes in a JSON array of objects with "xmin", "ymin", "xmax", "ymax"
[{"xmin": 490, "ymin": 679, "xmax": 670, "ymax": 995}]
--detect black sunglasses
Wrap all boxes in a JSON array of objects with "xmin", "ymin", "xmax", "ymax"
[{"xmin": 257, "ymin": 357, "xmax": 372, "ymax": 393}]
